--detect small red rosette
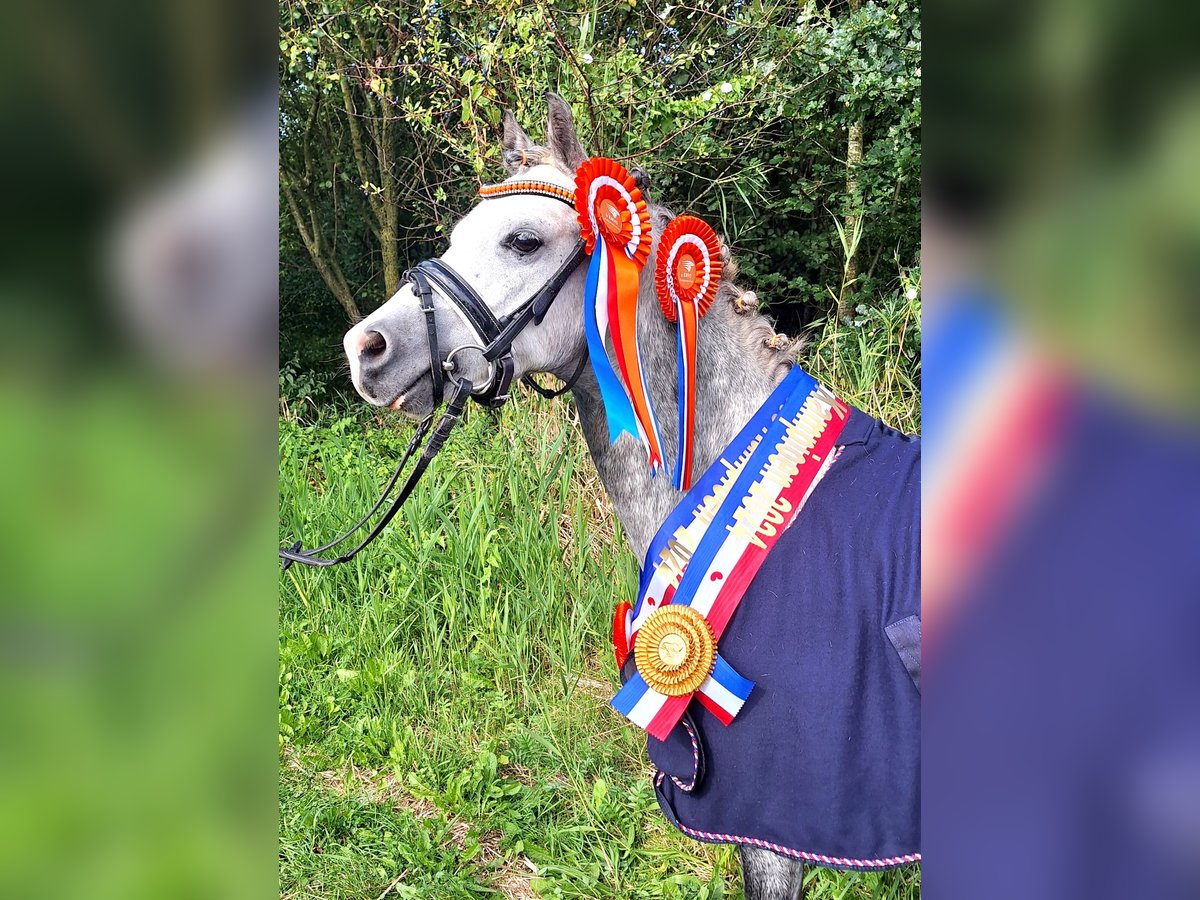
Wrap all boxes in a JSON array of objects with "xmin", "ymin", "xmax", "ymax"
[
  {"xmin": 654, "ymin": 215, "xmax": 723, "ymax": 491},
  {"xmin": 655, "ymin": 215, "xmax": 722, "ymax": 323},
  {"xmin": 612, "ymin": 600, "xmax": 633, "ymax": 668}
]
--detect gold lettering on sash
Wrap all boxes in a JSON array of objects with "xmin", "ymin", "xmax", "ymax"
[
  {"xmin": 729, "ymin": 503, "xmax": 769, "ymax": 549},
  {"xmin": 649, "ymin": 386, "xmax": 840, "ymax": 588},
  {"xmin": 657, "ymin": 524, "xmax": 698, "ymax": 584},
  {"xmin": 812, "ymin": 382, "xmax": 848, "ymax": 420},
  {"xmin": 760, "ymin": 502, "xmax": 786, "ymax": 529},
  {"xmin": 652, "ymin": 432, "xmax": 766, "ymax": 583},
  {"xmin": 726, "ymin": 389, "xmax": 838, "ymax": 550},
  {"xmin": 760, "ymin": 455, "xmax": 799, "ymax": 492},
  {"xmin": 749, "ymin": 482, "xmax": 787, "ymax": 541}
]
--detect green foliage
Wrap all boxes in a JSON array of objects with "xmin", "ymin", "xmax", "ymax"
[
  {"xmin": 278, "ymin": 310, "xmax": 921, "ymax": 897},
  {"xmin": 280, "ymin": 354, "xmax": 355, "ymax": 424},
  {"xmin": 806, "ymin": 265, "xmax": 921, "ymax": 434},
  {"xmin": 279, "ymin": 0, "xmax": 920, "ymax": 372}
]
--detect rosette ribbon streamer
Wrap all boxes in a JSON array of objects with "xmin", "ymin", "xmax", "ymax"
[
  {"xmin": 574, "ymin": 157, "xmax": 665, "ymax": 472},
  {"xmin": 655, "ymin": 216, "xmax": 722, "ymax": 491}
]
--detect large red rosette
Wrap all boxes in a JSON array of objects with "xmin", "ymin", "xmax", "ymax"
[
  {"xmin": 574, "ymin": 157, "xmax": 652, "ymax": 265},
  {"xmin": 574, "ymin": 157, "xmax": 663, "ymax": 471}
]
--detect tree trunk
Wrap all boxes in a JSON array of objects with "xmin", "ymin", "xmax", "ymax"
[
  {"xmin": 283, "ymin": 181, "xmax": 362, "ymax": 321},
  {"xmin": 377, "ymin": 112, "xmax": 402, "ymax": 297},
  {"xmin": 840, "ymin": 0, "xmax": 865, "ymax": 324},
  {"xmin": 311, "ymin": 253, "xmax": 362, "ymax": 323},
  {"xmin": 379, "ymin": 225, "xmax": 400, "ymax": 300}
]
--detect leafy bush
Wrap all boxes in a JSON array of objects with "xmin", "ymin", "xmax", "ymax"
[
  {"xmin": 280, "ymin": 0, "xmax": 920, "ymax": 376},
  {"xmin": 279, "ymin": 353, "xmax": 351, "ymax": 423}
]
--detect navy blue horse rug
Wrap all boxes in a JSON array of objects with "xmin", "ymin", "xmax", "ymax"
[{"xmin": 622, "ymin": 401, "xmax": 920, "ymax": 870}]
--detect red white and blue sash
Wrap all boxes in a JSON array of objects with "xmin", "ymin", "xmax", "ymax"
[
  {"xmin": 612, "ymin": 367, "xmax": 849, "ymax": 740},
  {"xmin": 922, "ymin": 297, "xmax": 1067, "ymax": 650}
]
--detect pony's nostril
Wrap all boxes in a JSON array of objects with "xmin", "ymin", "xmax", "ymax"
[{"xmin": 361, "ymin": 329, "xmax": 387, "ymax": 359}]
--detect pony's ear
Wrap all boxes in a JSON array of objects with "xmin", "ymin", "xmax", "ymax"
[
  {"xmin": 630, "ymin": 165, "xmax": 651, "ymax": 198},
  {"xmin": 546, "ymin": 93, "xmax": 586, "ymax": 172},
  {"xmin": 502, "ymin": 110, "xmax": 535, "ymax": 175}
]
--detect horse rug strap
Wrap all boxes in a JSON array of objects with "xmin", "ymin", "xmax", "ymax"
[{"xmin": 639, "ymin": 402, "xmax": 922, "ymax": 870}]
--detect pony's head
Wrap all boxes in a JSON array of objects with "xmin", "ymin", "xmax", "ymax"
[{"xmin": 344, "ymin": 94, "xmax": 594, "ymax": 417}]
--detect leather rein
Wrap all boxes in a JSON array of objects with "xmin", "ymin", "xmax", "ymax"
[{"xmin": 280, "ymin": 181, "xmax": 587, "ymax": 569}]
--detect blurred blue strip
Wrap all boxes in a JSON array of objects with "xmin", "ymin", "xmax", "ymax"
[{"xmin": 923, "ymin": 291, "xmax": 1003, "ymax": 443}]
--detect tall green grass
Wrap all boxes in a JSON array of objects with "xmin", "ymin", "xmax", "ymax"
[{"xmin": 279, "ymin": 299, "xmax": 921, "ymax": 899}]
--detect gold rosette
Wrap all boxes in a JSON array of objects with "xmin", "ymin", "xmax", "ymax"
[{"xmin": 634, "ymin": 605, "xmax": 716, "ymax": 696}]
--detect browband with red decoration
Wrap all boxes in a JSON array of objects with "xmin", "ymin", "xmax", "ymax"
[{"xmin": 478, "ymin": 180, "xmax": 576, "ymax": 206}]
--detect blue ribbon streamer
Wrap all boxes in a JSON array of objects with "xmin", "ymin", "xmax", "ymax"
[
  {"xmin": 583, "ymin": 242, "xmax": 640, "ymax": 444},
  {"xmin": 709, "ymin": 653, "xmax": 755, "ymax": 702},
  {"xmin": 610, "ymin": 671, "xmax": 650, "ymax": 717}
]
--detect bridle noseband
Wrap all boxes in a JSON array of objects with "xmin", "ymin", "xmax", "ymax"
[
  {"xmin": 280, "ymin": 180, "xmax": 588, "ymax": 569},
  {"xmin": 408, "ymin": 244, "xmax": 586, "ymax": 409}
]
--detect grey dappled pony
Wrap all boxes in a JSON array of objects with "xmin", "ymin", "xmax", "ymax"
[{"xmin": 345, "ymin": 94, "xmax": 823, "ymax": 900}]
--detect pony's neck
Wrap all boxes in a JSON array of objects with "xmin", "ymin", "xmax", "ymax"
[{"xmin": 569, "ymin": 262, "xmax": 791, "ymax": 561}]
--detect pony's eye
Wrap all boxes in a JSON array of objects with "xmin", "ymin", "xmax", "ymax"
[{"xmin": 508, "ymin": 231, "xmax": 543, "ymax": 255}]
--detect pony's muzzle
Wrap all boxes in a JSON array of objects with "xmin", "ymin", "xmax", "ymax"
[
  {"xmin": 351, "ymin": 327, "xmax": 393, "ymax": 389},
  {"xmin": 344, "ymin": 319, "xmax": 414, "ymax": 408}
]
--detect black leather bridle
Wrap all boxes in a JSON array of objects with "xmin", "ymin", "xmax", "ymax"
[{"xmin": 280, "ymin": 181, "xmax": 587, "ymax": 569}]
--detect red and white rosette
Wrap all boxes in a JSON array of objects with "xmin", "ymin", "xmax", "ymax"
[
  {"xmin": 655, "ymin": 215, "xmax": 722, "ymax": 490},
  {"xmin": 575, "ymin": 158, "xmax": 652, "ymax": 265},
  {"xmin": 574, "ymin": 158, "xmax": 664, "ymax": 471}
]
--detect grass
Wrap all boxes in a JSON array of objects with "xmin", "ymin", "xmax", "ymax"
[{"xmin": 279, "ymin": 295, "xmax": 921, "ymax": 899}]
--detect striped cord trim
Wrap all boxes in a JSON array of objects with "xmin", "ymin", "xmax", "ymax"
[
  {"xmin": 665, "ymin": 813, "xmax": 921, "ymax": 870},
  {"xmin": 653, "ymin": 736, "xmax": 919, "ymax": 869},
  {"xmin": 479, "ymin": 180, "xmax": 575, "ymax": 206},
  {"xmin": 652, "ymin": 718, "xmax": 700, "ymax": 793}
]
